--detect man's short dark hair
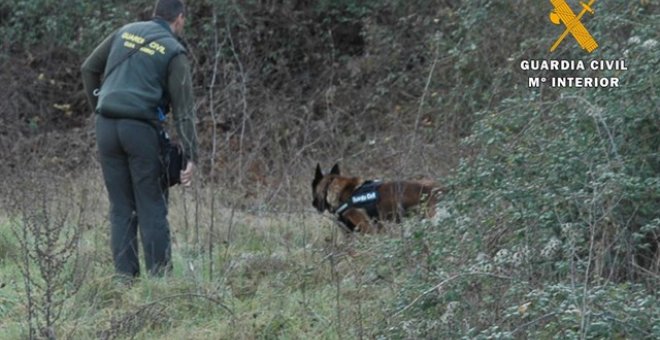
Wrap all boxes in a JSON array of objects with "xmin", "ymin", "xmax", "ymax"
[{"xmin": 153, "ymin": 0, "xmax": 186, "ymax": 22}]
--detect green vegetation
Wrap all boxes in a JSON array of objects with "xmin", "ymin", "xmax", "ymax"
[
  {"xmin": 0, "ymin": 0, "xmax": 658, "ymax": 338},
  {"xmin": 0, "ymin": 178, "xmax": 399, "ymax": 339}
]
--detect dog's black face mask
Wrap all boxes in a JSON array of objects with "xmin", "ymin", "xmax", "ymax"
[
  {"xmin": 312, "ymin": 163, "xmax": 340, "ymax": 213},
  {"xmin": 312, "ymin": 163, "xmax": 326, "ymax": 212},
  {"xmin": 312, "ymin": 196, "xmax": 325, "ymax": 212}
]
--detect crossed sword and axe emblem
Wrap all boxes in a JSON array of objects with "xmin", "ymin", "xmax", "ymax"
[{"xmin": 549, "ymin": 0, "xmax": 598, "ymax": 53}]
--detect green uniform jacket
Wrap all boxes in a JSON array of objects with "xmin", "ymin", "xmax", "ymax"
[{"xmin": 81, "ymin": 18, "xmax": 197, "ymax": 162}]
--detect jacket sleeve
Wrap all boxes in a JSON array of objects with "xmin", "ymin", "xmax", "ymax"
[
  {"xmin": 81, "ymin": 31, "xmax": 116, "ymax": 112},
  {"xmin": 168, "ymin": 53, "xmax": 198, "ymax": 163}
]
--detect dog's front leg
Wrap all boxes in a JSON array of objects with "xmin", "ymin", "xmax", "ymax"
[{"xmin": 343, "ymin": 209, "xmax": 375, "ymax": 233}]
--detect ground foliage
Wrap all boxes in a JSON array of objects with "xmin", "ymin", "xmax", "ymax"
[{"xmin": 375, "ymin": 1, "xmax": 660, "ymax": 338}]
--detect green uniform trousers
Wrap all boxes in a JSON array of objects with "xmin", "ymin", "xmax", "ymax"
[{"xmin": 96, "ymin": 114, "xmax": 171, "ymax": 277}]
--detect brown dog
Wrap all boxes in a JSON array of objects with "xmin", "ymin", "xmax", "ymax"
[{"xmin": 312, "ymin": 163, "xmax": 442, "ymax": 233}]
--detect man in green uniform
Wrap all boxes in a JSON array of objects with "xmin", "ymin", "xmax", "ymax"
[{"xmin": 81, "ymin": 0, "xmax": 197, "ymax": 278}]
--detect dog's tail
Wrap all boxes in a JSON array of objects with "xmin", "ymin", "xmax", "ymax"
[{"xmin": 421, "ymin": 184, "xmax": 444, "ymax": 218}]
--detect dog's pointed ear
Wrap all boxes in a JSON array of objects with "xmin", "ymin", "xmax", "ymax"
[
  {"xmin": 313, "ymin": 163, "xmax": 323, "ymax": 188},
  {"xmin": 315, "ymin": 163, "xmax": 323, "ymax": 180},
  {"xmin": 330, "ymin": 163, "xmax": 340, "ymax": 175}
]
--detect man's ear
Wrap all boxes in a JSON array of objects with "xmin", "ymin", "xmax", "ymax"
[
  {"xmin": 173, "ymin": 12, "xmax": 185, "ymax": 33},
  {"xmin": 330, "ymin": 163, "xmax": 340, "ymax": 175}
]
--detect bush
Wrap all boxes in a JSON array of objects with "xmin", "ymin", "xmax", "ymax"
[
  {"xmin": 5, "ymin": 0, "xmax": 162, "ymax": 50},
  {"xmin": 376, "ymin": 0, "xmax": 659, "ymax": 338}
]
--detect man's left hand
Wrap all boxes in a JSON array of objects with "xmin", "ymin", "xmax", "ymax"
[{"xmin": 180, "ymin": 161, "xmax": 195, "ymax": 187}]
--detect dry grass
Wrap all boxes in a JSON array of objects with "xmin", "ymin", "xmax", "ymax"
[{"xmin": 0, "ymin": 168, "xmax": 414, "ymax": 339}]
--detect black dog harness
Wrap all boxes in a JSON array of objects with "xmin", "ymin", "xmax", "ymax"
[{"xmin": 335, "ymin": 180, "xmax": 382, "ymax": 220}]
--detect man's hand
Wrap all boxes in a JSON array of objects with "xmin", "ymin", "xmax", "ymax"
[{"xmin": 180, "ymin": 161, "xmax": 195, "ymax": 187}]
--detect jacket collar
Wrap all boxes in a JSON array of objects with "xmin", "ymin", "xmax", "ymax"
[{"xmin": 152, "ymin": 18, "xmax": 174, "ymax": 35}]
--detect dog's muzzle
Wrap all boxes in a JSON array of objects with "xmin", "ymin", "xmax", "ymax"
[{"xmin": 312, "ymin": 197, "xmax": 326, "ymax": 212}]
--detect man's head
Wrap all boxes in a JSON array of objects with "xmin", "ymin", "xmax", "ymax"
[{"xmin": 153, "ymin": 0, "xmax": 186, "ymax": 34}]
